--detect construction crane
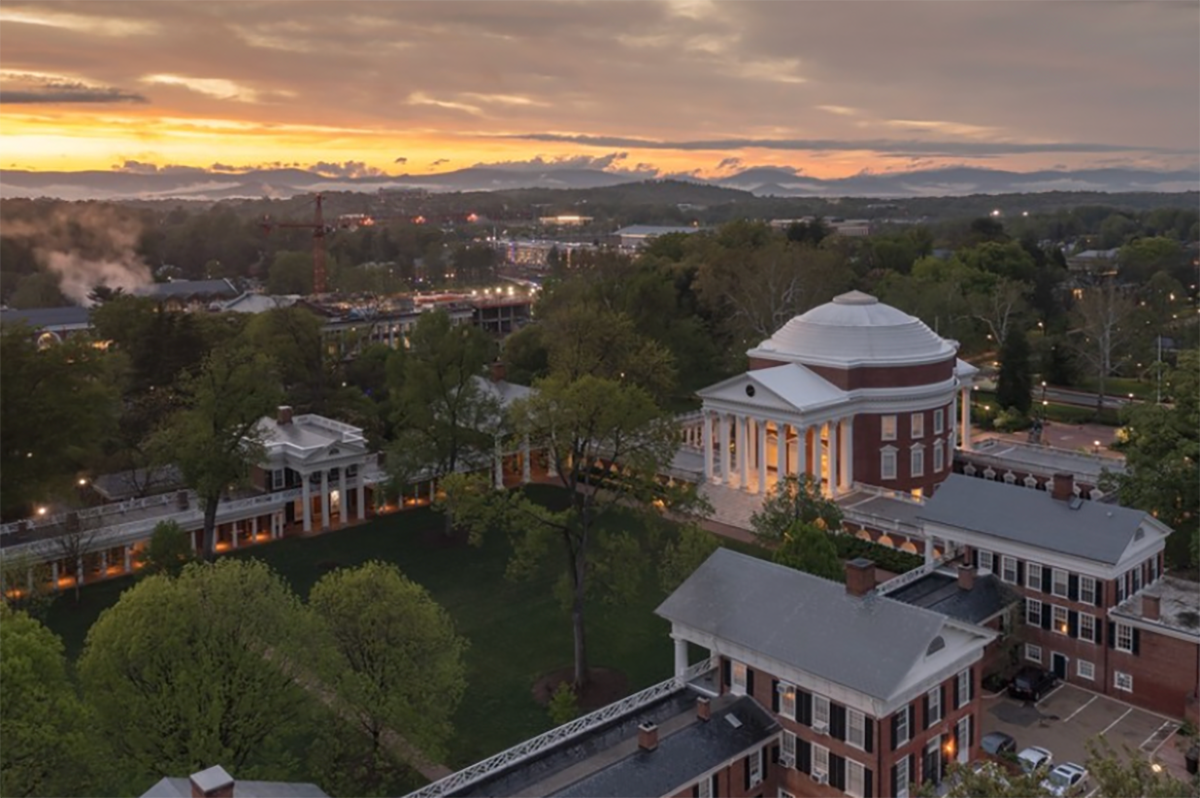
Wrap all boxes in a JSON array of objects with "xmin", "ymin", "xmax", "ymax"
[{"xmin": 261, "ymin": 193, "xmax": 331, "ymax": 294}]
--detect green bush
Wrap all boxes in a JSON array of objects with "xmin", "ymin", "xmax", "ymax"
[
  {"xmin": 994, "ymin": 408, "xmax": 1032, "ymax": 432},
  {"xmin": 547, "ymin": 681, "xmax": 579, "ymax": 726},
  {"xmin": 831, "ymin": 535, "xmax": 924, "ymax": 574}
]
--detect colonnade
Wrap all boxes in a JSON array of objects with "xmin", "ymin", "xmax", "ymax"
[{"xmin": 299, "ymin": 465, "xmax": 368, "ymax": 532}]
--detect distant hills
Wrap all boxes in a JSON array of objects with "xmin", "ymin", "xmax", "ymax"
[{"xmin": 1, "ymin": 164, "xmax": 1196, "ymax": 202}]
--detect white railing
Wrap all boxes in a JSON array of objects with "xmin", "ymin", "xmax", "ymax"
[
  {"xmin": 872, "ymin": 549, "xmax": 960, "ymax": 596},
  {"xmin": 0, "ymin": 492, "xmax": 181, "ymax": 537},
  {"xmin": 969, "ymin": 437, "xmax": 1126, "ymax": 477},
  {"xmin": 403, "ymin": 657, "xmax": 716, "ymax": 798},
  {"xmin": 845, "ymin": 482, "xmax": 926, "ymax": 506},
  {"xmin": 842, "ymin": 508, "xmax": 923, "ymax": 538}
]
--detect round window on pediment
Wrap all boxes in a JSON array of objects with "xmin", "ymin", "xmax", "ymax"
[{"xmin": 745, "ymin": 384, "xmax": 756, "ymax": 398}]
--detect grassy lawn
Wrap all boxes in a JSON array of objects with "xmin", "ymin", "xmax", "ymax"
[{"xmin": 42, "ymin": 485, "xmax": 741, "ymax": 773}]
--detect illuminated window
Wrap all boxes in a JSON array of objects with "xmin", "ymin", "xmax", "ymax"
[
  {"xmin": 779, "ymin": 683, "xmax": 796, "ymax": 720},
  {"xmin": 732, "ymin": 662, "xmax": 747, "ymax": 695},
  {"xmin": 881, "ymin": 415, "xmax": 897, "ymax": 441},
  {"xmin": 1053, "ymin": 605, "xmax": 1069, "ymax": 635},
  {"xmin": 911, "ymin": 413, "xmax": 925, "ymax": 438}
]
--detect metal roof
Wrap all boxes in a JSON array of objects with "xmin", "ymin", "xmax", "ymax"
[
  {"xmin": 655, "ymin": 548, "xmax": 950, "ymax": 699},
  {"xmin": 920, "ymin": 474, "xmax": 1151, "ymax": 564},
  {"xmin": 0, "ymin": 305, "xmax": 92, "ymax": 329},
  {"xmin": 141, "ymin": 777, "xmax": 327, "ymax": 798},
  {"xmin": 886, "ymin": 572, "xmax": 1020, "ymax": 625},
  {"xmin": 138, "ymin": 278, "xmax": 239, "ymax": 299}
]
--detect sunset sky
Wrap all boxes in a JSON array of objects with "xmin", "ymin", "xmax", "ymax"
[{"xmin": 1, "ymin": 0, "xmax": 1197, "ymax": 180}]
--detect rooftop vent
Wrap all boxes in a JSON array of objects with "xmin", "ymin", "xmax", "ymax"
[
  {"xmin": 1068, "ymin": 496, "xmax": 1083, "ymax": 511},
  {"xmin": 725, "ymin": 713, "xmax": 743, "ymax": 729}
]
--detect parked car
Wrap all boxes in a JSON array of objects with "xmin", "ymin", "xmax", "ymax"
[
  {"xmin": 981, "ymin": 731, "xmax": 1017, "ymax": 757},
  {"xmin": 1018, "ymin": 746, "xmax": 1054, "ymax": 775},
  {"xmin": 1042, "ymin": 762, "xmax": 1088, "ymax": 796},
  {"xmin": 1008, "ymin": 666, "xmax": 1058, "ymax": 701}
]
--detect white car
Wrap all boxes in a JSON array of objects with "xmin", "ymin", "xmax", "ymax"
[
  {"xmin": 1017, "ymin": 745, "xmax": 1054, "ymax": 774},
  {"xmin": 1041, "ymin": 762, "xmax": 1088, "ymax": 796}
]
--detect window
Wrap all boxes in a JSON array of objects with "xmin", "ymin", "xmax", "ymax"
[
  {"xmin": 927, "ymin": 687, "xmax": 943, "ymax": 725},
  {"xmin": 1001, "ymin": 556, "xmax": 1018, "ymax": 584},
  {"xmin": 1026, "ymin": 563, "xmax": 1043, "ymax": 591},
  {"xmin": 1114, "ymin": 671, "xmax": 1133, "ymax": 692},
  {"xmin": 1079, "ymin": 613, "xmax": 1096, "ymax": 643},
  {"xmin": 911, "ymin": 413, "xmax": 925, "ymax": 438},
  {"xmin": 933, "ymin": 440, "xmax": 945, "ymax": 472},
  {"xmin": 1052, "ymin": 568, "xmax": 1070, "ymax": 598},
  {"xmin": 1080, "ymin": 576, "xmax": 1096, "ymax": 605},
  {"xmin": 956, "ymin": 670, "xmax": 971, "ymax": 709},
  {"xmin": 896, "ymin": 756, "xmax": 910, "ymax": 798},
  {"xmin": 812, "ymin": 743, "xmax": 829, "ymax": 779},
  {"xmin": 1053, "ymin": 605, "xmax": 1069, "ymax": 635},
  {"xmin": 1026, "ymin": 643, "xmax": 1043, "ymax": 664},
  {"xmin": 1150, "ymin": 556, "xmax": 1159, "ymax": 583},
  {"xmin": 895, "ymin": 706, "xmax": 910, "ymax": 746},
  {"xmin": 847, "ymin": 759, "xmax": 866, "ymax": 798},
  {"xmin": 978, "ymin": 551, "xmax": 994, "ymax": 574},
  {"xmin": 813, "ymin": 695, "xmax": 831, "ymax": 729},
  {"xmin": 882, "ymin": 415, "xmax": 897, "ymax": 441},
  {"xmin": 1117, "ymin": 574, "xmax": 1127, "ymax": 603},
  {"xmin": 848, "ymin": 709, "xmax": 866, "ymax": 750},
  {"xmin": 698, "ymin": 776, "xmax": 712, "ymax": 798},
  {"xmin": 749, "ymin": 747, "xmax": 763, "ymax": 786},
  {"xmin": 1132, "ymin": 566, "xmax": 1142, "ymax": 593},
  {"xmin": 781, "ymin": 730, "xmax": 797, "ymax": 766},
  {"xmin": 911, "ymin": 446, "xmax": 925, "ymax": 478},
  {"xmin": 272, "ymin": 469, "xmax": 285, "ymax": 490},
  {"xmin": 779, "ymin": 683, "xmax": 796, "ymax": 720},
  {"xmin": 1115, "ymin": 623, "xmax": 1134, "ymax": 653},
  {"xmin": 1077, "ymin": 660, "xmax": 1095, "ymax": 680},
  {"xmin": 731, "ymin": 662, "xmax": 749, "ymax": 695},
  {"xmin": 1026, "ymin": 598, "xmax": 1043, "ymax": 625},
  {"xmin": 881, "ymin": 447, "xmax": 897, "ymax": 480},
  {"xmin": 934, "ymin": 408, "xmax": 945, "ymax": 434}
]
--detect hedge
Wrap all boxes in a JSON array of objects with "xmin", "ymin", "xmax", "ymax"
[{"xmin": 831, "ymin": 535, "xmax": 924, "ymax": 574}]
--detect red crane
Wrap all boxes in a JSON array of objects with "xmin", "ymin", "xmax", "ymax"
[{"xmin": 261, "ymin": 193, "xmax": 330, "ymax": 294}]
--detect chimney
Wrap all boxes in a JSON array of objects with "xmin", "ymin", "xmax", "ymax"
[
  {"xmin": 696, "ymin": 696, "xmax": 712, "ymax": 722},
  {"xmin": 189, "ymin": 765, "xmax": 235, "ymax": 798},
  {"xmin": 845, "ymin": 558, "xmax": 876, "ymax": 597},
  {"xmin": 1051, "ymin": 472, "xmax": 1074, "ymax": 501},
  {"xmin": 489, "ymin": 361, "xmax": 507, "ymax": 383},
  {"xmin": 637, "ymin": 722, "xmax": 659, "ymax": 752},
  {"xmin": 277, "ymin": 405, "xmax": 294, "ymax": 426},
  {"xmin": 1143, "ymin": 594, "xmax": 1161, "ymax": 621}
]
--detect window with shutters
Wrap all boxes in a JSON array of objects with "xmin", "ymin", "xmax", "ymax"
[
  {"xmin": 911, "ymin": 445, "xmax": 925, "ymax": 478},
  {"xmin": 956, "ymin": 670, "xmax": 970, "ymax": 709},
  {"xmin": 732, "ymin": 662, "xmax": 748, "ymax": 695},
  {"xmin": 1079, "ymin": 613, "xmax": 1096, "ymax": 643},
  {"xmin": 1080, "ymin": 576, "xmax": 1096, "ymax": 605},
  {"xmin": 813, "ymin": 695, "xmax": 831, "ymax": 731},
  {"xmin": 895, "ymin": 706, "xmax": 910, "ymax": 746},
  {"xmin": 896, "ymin": 755, "xmax": 910, "ymax": 798},
  {"xmin": 1053, "ymin": 605, "xmax": 1069, "ymax": 635},
  {"xmin": 911, "ymin": 413, "xmax": 925, "ymax": 438},
  {"xmin": 847, "ymin": 709, "xmax": 866, "ymax": 749},
  {"xmin": 1114, "ymin": 671, "xmax": 1133, "ymax": 692},
  {"xmin": 1026, "ymin": 598, "xmax": 1042, "ymax": 625},
  {"xmin": 881, "ymin": 447, "xmax": 897, "ymax": 480},
  {"xmin": 749, "ymin": 748, "xmax": 763, "ymax": 787},
  {"xmin": 780, "ymin": 683, "xmax": 796, "ymax": 720},
  {"xmin": 1133, "ymin": 565, "xmax": 1142, "ymax": 593},
  {"xmin": 1001, "ymin": 556, "xmax": 1017, "ymax": 584},
  {"xmin": 882, "ymin": 415, "xmax": 897, "ymax": 441},
  {"xmin": 1052, "ymin": 568, "xmax": 1069, "ymax": 598},
  {"xmin": 272, "ymin": 469, "xmax": 285, "ymax": 490},
  {"xmin": 1116, "ymin": 624, "xmax": 1134, "ymax": 653},
  {"xmin": 1025, "ymin": 643, "xmax": 1042, "ymax": 664},
  {"xmin": 933, "ymin": 440, "xmax": 945, "ymax": 472},
  {"xmin": 1117, "ymin": 574, "xmax": 1127, "ymax": 602},
  {"xmin": 782, "ymin": 730, "xmax": 797, "ymax": 767},
  {"xmin": 812, "ymin": 744, "xmax": 829, "ymax": 780},
  {"xmin": 1026, "ymin": 562, "xmax": 1043, "ymax": 591},
  {"xmin": 978, "ymin": 551, "xmax": 994, "ymax": 574},
  {"xmin": 934, "ymin": 409, "xmax": 945, "ymax": 434},
  {"xmin": 926, "ymin": 687, "xmax": 943, "ymax": 725},
  {"xmin": 847, "ymin": 759, "xmax": 866, "ymax": 798},
  {"xmin": 1077, "ymin": 660, "xmax": 1095, "ymax": 680},
  {"xmin": 698, "ymin": 776, "xmax": 712, "ymax": 798}
]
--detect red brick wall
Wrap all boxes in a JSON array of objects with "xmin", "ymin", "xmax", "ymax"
[
  {"xmin": 1108, "ymin": 629, "xmax": 1200, "ymax": 718},
  {"xmin": 851, "ymin": 409, "xmax": 955, "ymax": 496}
]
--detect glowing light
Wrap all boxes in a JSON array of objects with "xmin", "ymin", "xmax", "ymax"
[
  {"xmin": 78, "ymin": 478, "xmax": 88, "ymax": 486},
  {"xmin": 36, "ymin": 506, "xmax": 48, "ymax": 516}
]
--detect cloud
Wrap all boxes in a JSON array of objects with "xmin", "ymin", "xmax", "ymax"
[
  {"xmin": 310, "ymin": 160, "xmax": 386, "ymax": 178},
  {"xmin": 408, "ymin": 91, "xmax": 483, "ymax": 116},
  {"xmin": 432, "ymin": 159, "xmax": 451, "ymax": 167},
  {"xmin": 394, "ymin": 156, "xmax": 408, "ymax": 164},
  {"xmin": 716, "ymin": 157, "xmax": 743, "ymax": 171},
  {"xmin": 142, "ymin": 74, "xmax": 278, "ymax": 103},
  {"xmin": 468, "ymin": 152, "xmax": 655, "ymax": 174},
  {"xmin": 1, "ymin": 72, "xmax": 146, "ymax": 104}
]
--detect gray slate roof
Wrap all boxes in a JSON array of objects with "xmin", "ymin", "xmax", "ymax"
[
  {"xmin": 920, "ymin": 474, "xmax": 1151, "ymax": 565},
  {"xmin": 0, "ymin": 305, "xmax": 92, "ymax": 328},
  {"xmin": 887, "ymin": 572, "xmax": 1020, "ymax": 625},
  {"xmin": 141, "ymin": 777, "xmax": 327, "ymax": 798},
  {"xmin": 138, "ymin": 278, "xmax": 239, "ymax": 299},
  {"xmin": 655, "ymin": 548, "xmax": 948, "ymax": 699}
]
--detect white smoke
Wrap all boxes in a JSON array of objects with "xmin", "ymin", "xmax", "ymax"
[{"xmin": 3, "ymin": 204, "xmax": 154, "ymax": 306}]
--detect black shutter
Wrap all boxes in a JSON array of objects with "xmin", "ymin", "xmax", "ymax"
[
  {"xmin": 865, "ymin": 767, "xmax": 874, "ymax": 798},
  {"xmin": 831, "ymin": 703, "xmax": 847, "ymax": 741},
  {"xmin": 971, "ymin": 548, "xmax": 978, "ymax": 568},
  {"xmin": 722, "ymin": 659, "xmax": 731, "ymax": 688},
  {"xmin": 747, "ymin": 667, "xmax": 756, "ymax": 697},
  {"xmin": 968, "ymin": 667, "xmax": 975, "ymax": 702},
  {"xmin": 799, "ymin": 739, "xmax": 811, "ymax": 775},
  {"xmin": 941, "ymin": 685, "xmax": 948, "ymax": 721},
  {"xmin": 923, "ymin": 694, "xmax": 931, "ymax": 729},
  {"xmin": 1041, "ymin": 568, "xmax": 1052, "ymax": 593},
  {"xmin": 692, "ymin": 785, "xmax": 699, "ymax": 798},
  {"xmin": 908, "ymin": 706, "xmax": 915, "ymax": 739},
  {"xmin": 891, "ymin": 763, "xmax": 899, "ymax": 796},
  {"xmin": 710, "ymin": 774, "xmax": 717, "ymax": 797},
  {"xmin": 1068, "ymin": 574, "xmax": 1079, "ymax": 601},
  {"xmin": 1095, "ymin": 581, "xmax": 1104, "ymax": 607},
  {"xmin": 1068, "ymin": 610, "xmax": 1079, "ymax": 638},
  {"xmin": 1016, "ymin": 561, "xmax": 1024, "ymax": 587},
  {"xmin": 1041, "ymin": 604, "xmax": 1052, "ymax": 630},
  {"xmin": 891, "ymin": 713, "xmax": 900, "ymax": 751},
  {"xmin": 1132, "ymin": 628, "xmax": 1140, "ymax": 655},
  {"xmin": 865, "ymin": 717, "xmax": 875, "ymax": 753},
  {"xmin": 830, "ymin": 754, "xmax": 846, "ymax": 790},
  {"xmin": 743, "ymin": 756, "xmax": 750, "ymax": 791},
  {"xmin": 953, "ymin": 674, "xmax": 960, "ymax": 710},
  {"xmin": 1108, "ymin": 621, "xmax": 1116, "ymax": 649},
  {"xmin": 1095, "ymin": 619, "xmax": 1104, "ymax": 647},
  {"xmin": 799, "ymin": 690, "xmax": 813, "ymax": 726},
  {"xmin": 764, "ymin": 746, "xmax": 771, "ymax": 780},
  {"xmin": 969, "ymin": 713, "xmax": 975, "ymax": 747},
  {"xmin": 771, "ymin": 679, "xmax": 779, "ymax": 713}
]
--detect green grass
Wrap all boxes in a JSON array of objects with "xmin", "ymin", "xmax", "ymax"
[{"xmin": 42, "ymin": 485, "xmax": 739, "ymax": 772}]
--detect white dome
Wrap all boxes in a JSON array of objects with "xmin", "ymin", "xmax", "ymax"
[{"xmin": 749, "ymin": 291, "xmax": 955, "ymax": 367}]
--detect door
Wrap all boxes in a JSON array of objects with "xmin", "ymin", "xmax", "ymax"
[
  {"xmin": 1051, "ymin": 652, "xmax": 1068, "ymax": 681},
  {"xmin": 923, "ymin": 738, "xmax": 942, "ymax": 787},
  {"xmin": 956, "ymin": 716, "xmax": 970, "ymax": 764}
]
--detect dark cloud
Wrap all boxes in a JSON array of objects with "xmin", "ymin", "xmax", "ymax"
[
  {"xmin": 716, "ymin": 157, "xmax": 743, "ymax": 171},
  {"xmin": 470, "ymin": 152, "xmax": 635, "ymax": 172},
  {"xmin": 2, "ymin": 82, "xmax": 146, "ymax": 104},
  {"xmin": 431, "ymin": 159, "xmax": 451, "ymax": 167},
  {"xmin": 393, "ymin": 156, "xmax": 407, "ymax": 164}
]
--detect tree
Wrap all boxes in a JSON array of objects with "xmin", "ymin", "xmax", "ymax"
[
  {"xmin": 502, "ymin": 323, "xmax": 551, "ymax": 385},
  {"xmin": 749, "ymin": 474, "xmax": 844, "ymax": 547},
  {"xmin": 772, "ymin": 521, "xmax": 844, "ymax": 582},
  {"xmin": 1071, "ymin": 280, "xmax": 1137, "ymax": 412},
  {"xmin": 7, "ymin": 271, "xmax": 69, "ymax": 309},
  {"xmin": 77, "ymin": 559, "xmax": 313, "ymax": 790},
  {"xmin": 0, "ymin": 605, "xmax": 96, "ymax": 797},
  {"xmin": 309, "ymin": 561, "xmax": 467, "ymax": 778},
  {"xmin": 1084, "ymin": 738, "xmax": 1199, "ymax": 797},
  {"xmin": 267, "ymin": 250, "xmax": 314, "ymax": 295},
  {"xmin": 659, "ymin": 526, "xmax": 721, "ymax": 593},
  {"xmin": 971, "ymin": 277, "xmax": 1029, "ymax": 348},
  {"xmin": 0, "ymin": 551, "xmax": 54, "ymax": 619},
  {"xmin": 51, "ymin": 517, "xmax": 98, "ymax": 603},
  {"xmin": 150, "ymin": 346, "xmax": 282, "ymax": 559},
  {"xmin": 996, "ymin": 327, "xmax": 1033, "ymax": 414},
  {"xmin": 547, "ymin": 682, "xmax": 580, "ymax": 726},
  {"xmin": 141, "ymin": 520, "xmax": 196, "ymax": 577}
]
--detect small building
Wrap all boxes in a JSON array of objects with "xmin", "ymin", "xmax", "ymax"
[
  {"xmin": 143, "ymin": 764, "xmax": 327, "ymax": 798},
  {"xmin": 613, "ymin": 225, "xmax": 702, "ymax": 250},
  {"xmin": 0, "ymin": 305, "xmax": 93, "ymax": 347}
]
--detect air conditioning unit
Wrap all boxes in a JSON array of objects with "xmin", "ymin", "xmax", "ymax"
[
  {"xmin": 812, "ymin": 771, "xmax": 829, "ymax": 785},
  {"xmin": 779, "ymin": 754, "xmax": 795, "ymax": 768},
  {"xmin": 812, "ymin": 720, "xmax": 830, "ymax": 735}
]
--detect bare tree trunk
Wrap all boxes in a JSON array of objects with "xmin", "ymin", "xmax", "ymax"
[
  {"xmin": 572, "ymin": 576, "xmax": 588, "ymax": 690},
  {"xmin": 203, "ymin": 497, "xmax": 219, "ymax": 561}
]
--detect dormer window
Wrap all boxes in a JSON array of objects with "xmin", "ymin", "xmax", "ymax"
[{"xmin": 926, "ymin": 635, "xmax": 945, "ymax": 656}]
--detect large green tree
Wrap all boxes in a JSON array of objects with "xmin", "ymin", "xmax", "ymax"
[
  {"xmin": 151, "ymin": 345, "xmax": 282, "ymax": 559},
  {"xmin": 140, "ymin": 520, "xmax": 196, "ymax": 578},
  {"xmin": 749, "ymin": 474, "xmax": 844, "ymax": 546},
  {"xmin": 772, "ymin": 521, "xmax": 844, "ymax": 582},
  {"xmin": 77, "ymin": 559, "xmax": 314, "ymax": 790},
  {"xmin": 996, "ymin": 327, "xmax": 1033, "ymax": 414}
]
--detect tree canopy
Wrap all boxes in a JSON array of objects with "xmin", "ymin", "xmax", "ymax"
[{"xmin": 749, "ymin": 474, "xmax": 844, "ymax": 546}]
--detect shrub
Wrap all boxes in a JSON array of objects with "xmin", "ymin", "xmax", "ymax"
[
  {"xmin": 547, "ymin": 681, "xmax": 579, "ymax": 726},
  {"xmin": 831, "ymin": 535, "xmax": 924, "ymax": 574},
  {"xmin": 994, "ymin": 407, "xmax": 1032, "ymax": 432}
]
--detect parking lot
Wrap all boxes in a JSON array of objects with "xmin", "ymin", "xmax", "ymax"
[{"xmin": 981, "ymin": 683, "xmax": 1179, "ymax": 778}]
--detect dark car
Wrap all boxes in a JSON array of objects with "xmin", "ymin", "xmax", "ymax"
[
  {"xmin": 981, "ymin": 731, "xmax": 1017, "ymax": 757},
  {"xmin": 1008, "ymin": 666, "xmax": 1058, "ymax": 701}
]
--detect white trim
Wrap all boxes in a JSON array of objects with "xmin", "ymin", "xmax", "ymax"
[
  {"xmin": 1077, "ymin": 659, "xmax": 1095, "ymax": 680},
  {"xmin": 924, "ymin": 520, "xmax": 1141, "ymax": 579},
  {"xmin": 910, "ymin": 444, "xmax": 925, "ymax": 478},
  {"xmin": 881, "ymin": 415, "xmax": 898, "ymax": 441},
  {"xmin": 1052, "ymin": 568, "xmax": 1070, "ymax": 598},
  {"xmin": 1114, "ymin": 623, "xmax": 1134, "ymax": 653},
  {"xmin": 1026, "ymin": 562, "xmax": 1043, "ymax": 591},
  {"xmin": 1114, "ymin": 671, "xmax": 1133, "ymax": 692},
  {"xmin": 911, "ymin": 412, "xmax": 925, "ymax": 439},
  {"xmin": 881, "ymin": 446, "xmax": 898, "ymax": 480},
  {"xmin": 1025, "ymin": 643, "xmax": 1043, "ymax": 664}
]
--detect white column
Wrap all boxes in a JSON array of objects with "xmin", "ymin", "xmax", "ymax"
[
  {"xmin": 757, "ymin": 418, "xmax": 768, "ymax": 495},
  {"xmin": 828, "ymin": 421, "xmax": 840, "ymax": 498},
  {"xmin": 230, "ymin": 521, "xmax": 239, "ymax": 549},
  {"xmin": 302, "ymin": 472, "xmax": 312, "ymax": 532},
  {"xmin": 522, "ymin": 436, "xmax": 531, "ymax": 484},
  {"xmin": 737, "ymin": 415, "xmax": 750, "ymax": 491},
  {"xmin": 839, "ymin": 417, "xmax": 854, "ymax": 492},
  {"xmin": 960, "ymin": 387, "xmax": 973, "ymax": 450},
  {"xmin": 494, "ymin": 438, "xmax": 504, "ymax": 489},
  {"xmin": 703, "ymin": 412, "xmax": 714, "ymax": 482},
  {"xmin": 796, "ymin": 424, "xmax": 808, "ymax": 479},
  {"xmin": 124, "ymin": 545, "xmax": 133, "ymax": 573},
  {"xmin": 924, "ymin": 536, "xmax": 935, "ymax": 563},
  {"xmin": 320, "ymin": 469, "xmax": 330, "ymax": 530},
  {"xmin": 674, "ymin": 637, "xmax": 688, "ymax": 678},
  {"xmin": 252, "ymin": 515, "xmax": 259, "ymax": 540},
  {"xmin": 775, "ymin": 421, "xmax": 787, "ymax": 487},
  {"xmin": 336, "ymin": 467, "xmax": 345, "ymax": 525},
  {"xmin": 719, "ymin": 413, "xmax": 732, "ymax": 486}
]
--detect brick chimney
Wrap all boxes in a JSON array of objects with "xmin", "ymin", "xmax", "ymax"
[
  {"xmin": 277, "ymin": 405, "xmax": 294, "ymax": 425},
  {"xmin": 189, "ymin": 765, "xmax": 235, "ymax": 798},
  {"xmin": 1051, "ymin": 472, "xmax": 1074, "ymax": 501},
  {"xmin": 957, "ymin": 564, "xmax": 976, "ymax": 591},
  {"xmin": 637, "ymin": 722, "xmax": 659, "ymax": 751},
  {"xmin": 1143, "ymin": 594, "xmax": 1161, "ymax": 621},
  {"xmin": 845, "ymin": 558, "xmax": 876, "ymax": 597},
  {"xmin": 696, "ymin": 696, "xmax": 711, "ymax": 722},
  {"xmin": 489, "ymin": 361, "xmax": 507, "ymax": 383}
]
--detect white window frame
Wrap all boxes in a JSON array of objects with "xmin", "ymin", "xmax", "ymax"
[
  {"xmin": 779, "ymin": 683, "xmax": 796, "ymax": 720},
  {"xmin": 895, "ymin": 706, "xmax": 910, "ymax": 746},
  {"xmin": 732, "ymin": 661, "xmax": 748, "ymax": 695},
  {"xmin": 781, "ymin": 730, "xmax": 797, "ymax": 767},
  {"xmin": 933, "ymin": 440, "xmax": 945, "ymax": 472},
  {"xmin": 847, "ymin": 708, "xmax": 866, "ymax": 750},
  {"xmin": 911, "ymin": 413, "xmax": 925, "ymax": 438},
  {"xmin": 896, "ymin": 755, "xmax": 910, "ymax": 798},
  {"xmin": 881, "ymin": 415, "xmax": 897, "ymax": 441},
  {"xmin": 1001, "ymin": 555, "xmax": 1018, "ymax": 584},
  {"xmin": 1026, "ymin": 643, "xmax": 1043, "ymax": 664},
  {"xmin": 1052, "ymin": 568, "xmax": 1070, "ymax": 598},
  {"xmin": 881, "ymin": 446, "xmax": 897, "ymax": 480},
  {"xmin": 1026, "ymin": 562, "xmax": 1043, "ymax": 591},
  {"xmin": 749, "ymin": 747, "xmax": 763, "ymax": 787},
  {"xmin": 1114, "ymin": 671, "xmax": 1133, "ymax": 692},
  {"xmin": 698, "ymin": 776, "xmax": 712, "ymax": 798},
  {"xmin": 1053, "ymin": 605, "xmax": 1069, "ymax": 636},
  {"xmin": 1117, "ymin": 573, "xmax": 1127, "ymax": 603},
  {"xmin": 1115, "ymin": 623, "xmax": 1134, "ymax": 653},
  {"xmin": 847, "ymin": 758, "xmax": 866, "ymax": 798},
  {"xmin": 934, "ymin": 408, "xmax": 945, "ymax": 434},
  {"xmin": 1080, "ymin": 575, "xmax": 1096, "ymax": 605},
  {"xmin": 1077, "ymin": 660, "xmax": 1095, "ymax": 680},
  {"xmin": 927, "ymin": 686, "xmax": 943, "ymax": 725},
  {"xmin": 911, "ymin": 445, "xmax": 925, "ymax": 478},
  {"xmin": 1026, "ymin": 598, "xmax": 1043, "ymax": 625},
  {"xmin": 1132, "ymin": 565, "xmax": 1143, "ymax": 593},
  {"xmin": 978, "ymin": 551, "xmax": 994, "ymax": 574},
  {"xmin": 813, "ymin": 694, "xmax": 831, "ymax": 729},
  {"xmin": 956, "ymin": 670, "xmax": 970, "ymax": 709},
  {"xmin": 812, "ymin": 743, "xmax": 830, "ymax": 780},
  {"xmin": 272, "ymin": 468, "xmax": 285, "ymax": 490},
  {"xmin": 1079, "ymin": 613, "xmax": 1096, "ymax": 644}
]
